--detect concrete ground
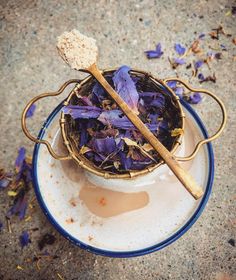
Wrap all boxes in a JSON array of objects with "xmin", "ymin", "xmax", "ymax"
[{"xmin": 0, "ymin": 0, "xmax": 235, "ymax": 279}]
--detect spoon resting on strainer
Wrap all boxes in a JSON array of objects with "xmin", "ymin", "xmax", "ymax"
[{"xmin": 57, "ymin": 29, "xmax": 203, "ymax": 200}]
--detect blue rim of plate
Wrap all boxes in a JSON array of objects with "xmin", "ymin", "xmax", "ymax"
[{"xmin": 32, "ymin": 99, "xmax": 214, "ymax": 258}]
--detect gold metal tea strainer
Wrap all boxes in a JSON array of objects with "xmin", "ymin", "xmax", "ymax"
[{"xmin": 22, "ymin": 68, "xmax": 226, "ymax": 181}]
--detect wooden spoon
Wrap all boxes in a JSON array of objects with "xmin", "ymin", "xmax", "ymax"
[
  {"xmin": 86, "ymin": 63, "xmax": 203, "ymax": 200},
  {"xmin": 57, "ymin": 30, "xmax": 203, "ymax": 199}
]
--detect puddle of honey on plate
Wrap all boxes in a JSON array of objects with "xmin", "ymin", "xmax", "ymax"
[
  {"xmin": 79, "ymin": 185, "xmax": 149, "ymax": 218},
  {"xmin": 56, "ymin": 133, "xmax": 149, "ymax": 218}
]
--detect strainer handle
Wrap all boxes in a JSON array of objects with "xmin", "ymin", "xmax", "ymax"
[
  {"xmin": 21, "ymin": 79, "xmax": 81, "ymax": 160},
  {"xmin": 163, "ymin": 78, "xmax": 227, "ymax": 161}
]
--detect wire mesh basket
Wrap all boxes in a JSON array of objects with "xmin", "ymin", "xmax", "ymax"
[{"xmin": 22, "ymin": 68, "xmax": 226, "ymax": 179}]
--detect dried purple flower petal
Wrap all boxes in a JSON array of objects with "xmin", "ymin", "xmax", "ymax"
[
  {"xmin": 198, "ymin": 73, "xmax": 205, "ymax": 81},
  {"xmin": 4, "ymin": 149, "xmax": 32, "ymax": 223},
  {"xmin": 113, "ymin": 66, "xmax": 139, "ymax": 114},
  {"xmin": 79, "ymin": 125, "xmax": 88, "ymax": 148},
  {"xmin": 174, "ymin": 87, "xmax": 184, "ymax": 97},
  {"xmin": 25, "ymin": 164, "xmax": 32, "ymax": 183},
  {"xmin": 77, "ymin": 120, "xmax": 92, "ymax": 148},
  {"xmin": 90, "ymin": 128, "xmax": 119, "ymax": 138},
  {"xmin": 167, "ymin": 81, "xmax": 177, "ymax": 88},
  {"xmin": 194, "ymin": 60, "xmax": 204, "ymax": 69},
  {"xmin": 198, "ymin": 33, "xmax": 205, "ymax": 39},
  {"xmin": 15, "ymin": 158, "xmax": 32, "ymax": 184},
  {"xmin": 19, "ymin": 231, "xmax": 31, "ymax": 248},
  {"xmin": 174, "ymin": 43, "xmax": 186, "ymax": 55},
  {"xmin": 144, "ymin": 50, "xmax": 160, "ymax": 58},
  {"xmin": 132, "ymin": 76, "xmax": 140, "ymax": 84},
  {"xmin": 83, "ymin": 150, "xmax": 93, "ymax": 160},
  {"xmin": 91, "ymin": 82, "xmax": 107, "ymax": 104},
  {"xmin": 185, "ymin": 92, "xmax": 202, "ymax": 104},
  {"xmin": 166, "ymin": 81, "xmax": 184, "ymax": 97},
  {"xmin": 91, "ymin": 137, "xmax": 117, "ymax": 156},
  {"xmin": 6, "ymin": 190, "xmax": 28, "ymax": 220},
  {"xmin": 174, "ymin": 58, "xmax": 186, "ymax": 65},
  {"xmin": 155, "ymin": 43, "xmax": 163, "ymax": 57},
  {"xmin": 15, "ymin": 147, "xmax": 26, "ymax": 172},
  {"xmin": 26, "ymin": 104, "xmax": 36, "ymax": 118},
  {"xmin": 139, "ymin": 91, "xmax": 161, "ymax": 99},
  {"xmin": 17, "ymin": 196, "xmax": 27, "ymax": 220},
  {"xmin": 98, "ymin": 109, "xmax": 159, "ymax": 131},
  {"xmin": 15, "ymin": 163, "xmax": 25, "ymax": 182},
  {"xmin": 149, "ymin": 98, "xmax": 165, "ymax": 108},
  {"xmin": 98, "ymin": 109, "xmax": 127, "ymax": 126},
  {"xmin": 0, "ymin": 169, "xmax": 13, "ymax": 185},
  {"xmin": 62, "ymin": 105, "xmax": 102, "ymax": 119},
  {"xmin": 118, "ymin": 151, "xmax": 132, "ymax": 170},
  {"xmin": 0, "ymin": 170, "xmax": 12, "ymax": 189},
  {"xmin": 144, "ymin": 43, "xmax": 163, "ymax": 59},
  {"xmin": 139, "ymin": 92, "xmax": 165, "ymax": 109},
  {"xmin": 220, "ymin": 44, "xmax": 227, "ymax": 51},
  {"xmin": 168, "ymin": 57, "xmax": 185, "ymax": 69},
  {"xmin": 0, "ymin": 177, "xmax": 10, "ymax": 189},
  {"xmin": 78, "ymin": 96, "xmax": 93, "ymax": 106},
  {"xmin": 148, "ymin": 113, "xmax": 160, "ymax": 124},
  {"xmin": 0, "ymin": 221, "xmax": 3, "ymax": 231}
]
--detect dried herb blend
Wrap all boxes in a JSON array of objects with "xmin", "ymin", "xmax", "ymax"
[{"xmin": 62, "ymin": 66, "xmax": 182, "ymax": 173}]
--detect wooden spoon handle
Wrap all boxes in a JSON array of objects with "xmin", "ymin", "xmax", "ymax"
[{"xmin": 87, "ymin": 63, "xmax": 204, "ymax": 199}]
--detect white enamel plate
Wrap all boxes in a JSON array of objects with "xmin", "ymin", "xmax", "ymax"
[{"xmin": 33, "ymin": 100, "xmax": 214, "ymax": 257}]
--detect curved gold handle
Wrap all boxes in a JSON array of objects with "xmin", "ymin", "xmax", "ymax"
[
  {"xmin": 21, "ymin": 79, "xmax": 81, "ymax": 160},
  {"xmin": 163, "ymin": 78, "xmax": 227, "ymax": 161}
]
